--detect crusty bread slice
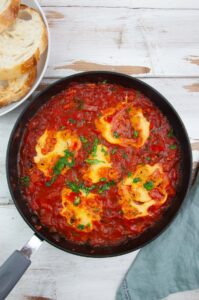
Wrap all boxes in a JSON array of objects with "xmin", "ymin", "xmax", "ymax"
[
  {"xmin": 0, "ymin": 67, "xmax": 37, "ymax": 108},
  {"xmin": 0, "ymin": 0, "xmax": 20, "ymax": 33},
  {"xmin": 0, "ymin": 4, "xmax": 48, "ymax": 80}
]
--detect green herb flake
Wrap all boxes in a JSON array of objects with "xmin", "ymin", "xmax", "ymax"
[
  {"xmin": 168, "ymin": 129, "xmax": 174, "ymax": 138},
  {"xmin": 143, "ymin": 181, "xmax": 154, "ymax": 191},
  {"xmin": 45, "ymin": 175, "xmax": 58, "ymax": 187},
  {"xmin": 98, "ymin": 180, "xmax": 115, "ymax": 194},
  {"xmin": 145, "ymin": 156, "xmax": 151, "ymax": 161},
  {"xmin": 74, "ymin": 97, "xmax": 84, "ymax": 109},
  {"xmin": 81, "ymin": 184, "xmax": 96, "ymax": 195},
  {"xmin": 133, "ymin": 130, "xmax": 139, "ymax": 138},
  {"xmin": 68, "ymin": 118, "xmax": 76, "ymax": 124},
  {"xmin": 73, "ymin": 196, "xmax": 81, "ymax": 206},
  {"xmin": 20, "ymin": 176, "xmax": 30, "ymax": 187},
  {"xmin": 80, "ymin": 135, "xmax": 88, "ymax": 143},
  {"xmin": 127, "ymin": 172, "xmax": 132, "ymax": 177},
  {"xmin": 66, "ymin": 181, "xmax": 80, "ymax": 193},
  {"xmin": 66, "ymin": 181, "xmax": 95, "ymax": 195},
  {"xmin": 85, "ymin": 159, "xmax": 105, "ymax": 165},
  {"xmin": 100, "ymin": 177, "xmax": 107, "ymax": 182},
  {"xmin": 101, "ymin": 147, "xmax": 108, "ymax": 156},
  {"xmin": 77, "ymin": 224, "xmax": 85, "ymax": 230},
  {"xmin": 92, "ymin": 138, "xmax": 99, "ymax": 156},
  {"xmin": 98, "ymin": 112, "xmax": 102, "ymax": 118},
  {"xmin": 111, "ymin": 147, "xmax": 118, "ymax": 155},
  {"xmin": 122, "ymin": 151, "xmax": 128, "ymax": 159},
  {"xmin": 169, "ymin": 144, "xmax": 177, "ymax": 150},
  {"xmin": 53, "ymin": 149, "xmax": 74, "ymax": 175},
  {"xmin": 102, "ymin": 80, "xmax": 108, "ymax": 84},
  {"xmin": 133, "ymin": 177, "xmax": 141, "ymax": 183},
  {"xmin": 59, "ymin": 125, "xmax": 66, "ymax": 130},
  {"xmin": 113, "ymin": 131, "xmax": 120, "ymax": 138},
  {"xmin": 77, "ymin": 120, "xmax": 86, "ymax": 128}
]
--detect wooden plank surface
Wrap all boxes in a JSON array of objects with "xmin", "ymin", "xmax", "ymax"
[
  {"xmin": 41, "ymin": 7, "xmax": 199, "ymax": 77},
  {"xmin": 40, "ymin": 0, "xmax": 199, "ymax": 9}
]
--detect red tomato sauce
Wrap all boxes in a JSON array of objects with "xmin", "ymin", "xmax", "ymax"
[{"xmin": 18, "ymin": 82, "xmax": 181, "ymax": 247}]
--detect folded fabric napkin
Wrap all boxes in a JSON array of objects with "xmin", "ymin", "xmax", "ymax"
[{"xmin": 116, "ymin": 171, "xmax": 199, "ymax": 300}]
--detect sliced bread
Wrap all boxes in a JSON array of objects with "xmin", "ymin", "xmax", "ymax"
[
  {"xmin": 0, "ymin": 4, "xmax": 48, "ymax": 80},
  {"xmin": 0, "ymin": 0, "xmax": 20, "ymax": 33},
  {"xmin": 0, "ymin": 67, "xmax": 37, "ymax": 108}
]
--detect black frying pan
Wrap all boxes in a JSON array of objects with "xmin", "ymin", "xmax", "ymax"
[{"xmin": 0, "ymin": 71, "xmax": 192, "ymax": 299}]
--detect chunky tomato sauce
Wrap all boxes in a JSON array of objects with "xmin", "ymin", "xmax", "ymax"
[{"xmin": 19, "ymin": 82, "xmax": 181, "ymax": 247}]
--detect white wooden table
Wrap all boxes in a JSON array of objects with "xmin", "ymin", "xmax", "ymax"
[{"xmin": 1, "ymin": 1, "xmax": 199, "ymax": 299}]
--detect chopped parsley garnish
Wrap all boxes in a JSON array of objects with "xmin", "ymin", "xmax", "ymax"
[
  {"xmin": 19, "ymin": 176, "xmax": 30, "ymax": 187},
  {"xmin": 81, "ymin": 184, "xmax": 96, "ymax": 194},
  {"xmin": 45, "ymin": 175, "xmax": 58, "ymax": 187},
  {"xmin": 77, "ymin": 120, "xmax": 86, "ymax": 128},
  {"xmin": 98, "ymin": 180, "xmax": 115, "ymax": 194},
  {"xmin": 66, "ymin": 181, "xmax": 80, "ymax": 193},
  {"xmin": 66, "ymin": 181, "xmax": 95, "ymax": 195},
  {"xmin": 92, "ymin": 138, "xmax": 99, "ymax": 156},
  {"xmin": 100, "ymin": 177, "xmax": 107, "ymax": 182},
  {"xmin": 85, "ymin": 159, "xmax": 105, "ymax": 165},
  {"xmin": 80, "ymin": 135, "xmax": 88, "ymax": 143},
  {"xmin": 111, "ymin": 147, "xmax": 118, "ymax": 154},
  {"xmin": 102, "ymin": 80, "xmax": 108, "ymax": 84},
  {"xmin": 143, "ymin": 181, "xmax": 154, "ymax": 191},
  {"xmin": 101, "ymin": 147, "xmax": 108, "ymax": 155},
  {"xmin": 113, "ymin": 131, "xmax": 120, "ymax": 138},
  {"xmin": 127, "ymin": 172, "xmax": 132, "ymax": 177},
  {"xmin": 68, "ymin": 118, "xmax": 76, "ymax": 124},
  {"xmin": 145, "ymin": 156, "xmax": 151, "ymax": 161},
  {"xmin": 53, "ymin": 149, "xmax": 74, "ymax": 175},
  {"xmin": 133, "ymin": 130, "xmax": 139, "ymax": 138},
  {"xmin": 74, "ymin": 97, "xmax": 84, "ymax": 109},
  {"xmin": 59, "ymin": 125, "xmax": 66, "ymax": 130},
  {"xmin": 77, "ymin": 224, "xmax": 85, "ymax": 230},
  {"xmin": 73, "ymin": 196, "xmax": 81, "ymax": 206},
  {"xmin": 46, "ymin": 150, "xmax": 75, "ymax": 186},
  {"xmin": 168, "ymin": 129, "xmax": 174, "ymax": 138},
  {"xmin": 133, "ymin": 177, "xmax": 141, "ymax": 183},
  {"xmin": 169, "ymin": 144, "xmax": 177, "ymax": 150},
  {"xmin": 122, "ymin": 151, "xmax": 128, "ymax": 159}
]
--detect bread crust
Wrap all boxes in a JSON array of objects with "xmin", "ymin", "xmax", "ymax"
[
  {"xmin": 0, "ymin": 0, "xmax": 20, "ymax": 33},
  {"xmin": 0, "ymin": 67, "xmax": 37, "ymax": 108},
  {"xmin": 0, "ymin": 4, "xmax": 48, "ymax": 80},
  {"xmin": 0, "ymin": 49, "xmax": 39, "ymax": 80}
]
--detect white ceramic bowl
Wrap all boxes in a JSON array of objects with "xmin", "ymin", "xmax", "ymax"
[{"xmin": 0, "ymin": 0, "xmax": 51, "ymax": 117}]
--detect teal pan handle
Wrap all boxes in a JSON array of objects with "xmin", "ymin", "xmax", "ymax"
[
  {"xmin": 0, "ymin": 250, "xmax": 31, "ymax": 300},
  {"xmin": 0, "ymin": 235, "xmax": 42, "ymax": 300}
]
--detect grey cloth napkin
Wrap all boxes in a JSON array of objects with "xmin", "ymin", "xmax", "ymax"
[{"xmin": 116, "ymin": 171, "xmax": 199, "ymax": 300}]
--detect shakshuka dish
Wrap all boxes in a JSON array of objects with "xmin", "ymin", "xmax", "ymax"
[{"xmin": 19, "ymin": 82, "xmax": 181, "ymax": 247}]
